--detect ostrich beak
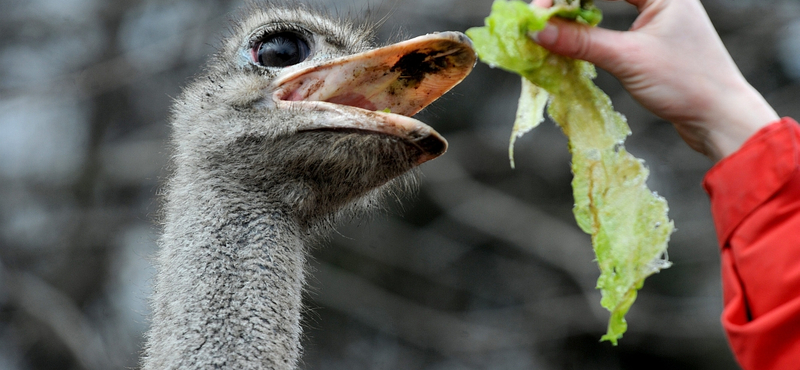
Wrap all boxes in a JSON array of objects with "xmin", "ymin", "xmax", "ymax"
[{"xmin": 274, "ymin": 31, "xmax": 476, "ymax": 164}]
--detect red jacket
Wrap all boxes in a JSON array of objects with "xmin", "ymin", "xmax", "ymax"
[{"xmin": 704, "ymin": 117, "xmax": 800, "ymax": 369}]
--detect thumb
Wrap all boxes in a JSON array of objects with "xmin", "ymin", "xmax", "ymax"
[{"xmin": 532, "ymin": 18, "xmax": 626, "ymax": 74}]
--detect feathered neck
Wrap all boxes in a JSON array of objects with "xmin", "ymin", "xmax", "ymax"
[{"xmin": 143, "ymin": 174, "xmax": 309, "ymax": 369}]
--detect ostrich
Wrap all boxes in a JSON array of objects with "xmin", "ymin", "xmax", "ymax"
[{"xmin": 142, "ymin": 2, "xmax": 475, "ymax": 369}]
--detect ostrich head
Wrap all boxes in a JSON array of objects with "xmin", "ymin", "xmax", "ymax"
[{"xmin": 169, "ymin": 4, "xmax": 475, "ymax": 228}]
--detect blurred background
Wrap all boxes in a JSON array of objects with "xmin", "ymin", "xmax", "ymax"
[{"xmin": 1, "ymin": 0, "xmax": 798, "ymax": 368}]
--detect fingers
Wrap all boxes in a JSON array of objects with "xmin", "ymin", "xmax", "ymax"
[
  {"xmin": 531, "ymin": 18, "xmax": 626, "ymax": 74},
  {"xmin": 531, "ymin": 0, "xmax": 655, "ymax": 10},
  {"xmin": 532, "ymin": 0, "xmax": 650, "ymax": 10},
  {"xmin": 625, "ymin": 0, "xmax": 649, "ymax": 7},
  {"xmin": 625, "ymin": 0, "xmax": 662, "ymax": 12}
]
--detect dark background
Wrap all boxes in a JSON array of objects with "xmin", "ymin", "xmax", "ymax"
[{"xmin": 1, "ymin": 0, "xmax": 798, "ymax": 369}]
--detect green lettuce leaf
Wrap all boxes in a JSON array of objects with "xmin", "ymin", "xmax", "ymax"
[
  {"xmin": 510, "ymin": 77, "xmax": 548, "ymax": 169},
  {"xmin": 466, "ymin": 0, "xmax": 673, "ymax": 345}
]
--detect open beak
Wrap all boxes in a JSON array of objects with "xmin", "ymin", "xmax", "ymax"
[{"xmin": 273, "ymin": 31, "xmax": 476, "ymax": 164}]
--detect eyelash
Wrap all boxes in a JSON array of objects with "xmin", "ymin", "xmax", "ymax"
[{"xmin": 248, "ymin": 23, "xmax": 311, "ymax": 49}]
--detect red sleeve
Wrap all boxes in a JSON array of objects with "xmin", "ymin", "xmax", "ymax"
[{"xmin": 703, "ymin": 117, "xmax": 800, "ymax": 370}]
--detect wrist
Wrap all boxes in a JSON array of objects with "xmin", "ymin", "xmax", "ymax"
[{"xmin": 702, "ymin": 82, "xmax": 779, "ymax": 162}]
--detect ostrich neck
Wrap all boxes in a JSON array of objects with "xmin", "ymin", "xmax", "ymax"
[{"xmin": 143, "ymin": 171, "xmax": 308, "ymax": 370}]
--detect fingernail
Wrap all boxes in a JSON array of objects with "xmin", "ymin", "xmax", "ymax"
[{"xmin": 530, "ymin": 23, "xmax": 558, "ymax": 45}]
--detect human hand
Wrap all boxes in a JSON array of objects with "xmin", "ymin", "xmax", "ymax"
[{"xmin": 530, "ymin": 0, "xmax": 779, "ymax": 162}]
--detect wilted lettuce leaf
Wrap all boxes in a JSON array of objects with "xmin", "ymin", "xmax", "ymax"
[
  {"xmin": 510, "ymin": 78, "xmax": 548, "ymax": 168},
  {"xmin": 466, "ymin": 0, "xmax": 673, "ymax": 345}
]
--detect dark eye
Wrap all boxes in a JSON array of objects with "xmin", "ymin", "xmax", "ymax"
[{"xmin": 253, "ymin": 32, "xmax": 310, "ymax": 68}]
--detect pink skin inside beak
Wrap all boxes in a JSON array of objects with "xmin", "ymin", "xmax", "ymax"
[{"xmin": 323, "ymin": 93, "xmax": 378, "ymax": 111}]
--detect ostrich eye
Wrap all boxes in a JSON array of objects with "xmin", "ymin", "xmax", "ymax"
[{"xmin": 253, "ymin": 33, "xmax": 310, "ymax": 68}]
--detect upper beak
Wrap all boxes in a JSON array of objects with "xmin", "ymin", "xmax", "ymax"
[{"xmin": 273, "ymin": 31, "xmax": 476, "ymax": 164}]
